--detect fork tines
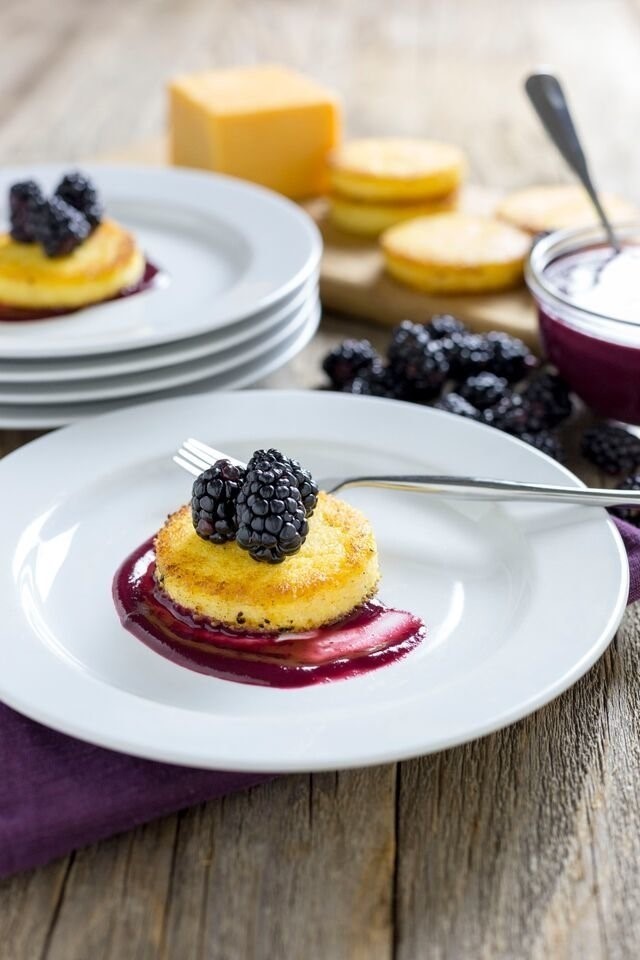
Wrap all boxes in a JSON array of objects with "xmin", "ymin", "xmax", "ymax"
[{"xmin": 173, "ymin": 438, "xmax": 246, "ymax": 478}]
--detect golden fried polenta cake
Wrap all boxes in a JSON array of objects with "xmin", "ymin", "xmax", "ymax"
[
  {"xmin": 328, "ymin": 138, "xmax": 466, "ymax": 202},
  {"xmin": 381, "ymin": 212, "xmax": 530, "ymax": 294},
  {"xmin": 155, "ymin": 492, "xmax": 380, "ymax": 634},
  {"xmin": 0, "ymin": 219, "xmax": 145, "ymax": 309},
  {"xmin": 329, "ymin": 190, "xmax": 458, "ymax": 238},
  {"xmin": 496, "ymin": 185, "xmax": 638, "ymax": 235}
]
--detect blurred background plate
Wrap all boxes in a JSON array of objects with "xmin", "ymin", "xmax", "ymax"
[
  {"xmin": 0, "ymin": 302, "xmax": 320, "ymax": 428},
  {"xmin": 0, "ymin": 275, "xmax": 319, "ymax": 383},
  {"xmin": 0, "ymin": 165, "xmax": 321, "ymax": 359},
  {"xmin": 0, "ymin": 292, "xmax": 319, "ymax": 404}
]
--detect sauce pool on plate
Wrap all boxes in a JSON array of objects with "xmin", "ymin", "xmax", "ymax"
[{"xmin": 113, "ymin": 537, "xmax": 426, "ymax": 689}]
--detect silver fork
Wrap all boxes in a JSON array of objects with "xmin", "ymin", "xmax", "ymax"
[{"xmin": 174, "ymin": 438, "xmax": 640, "ymax": 509}]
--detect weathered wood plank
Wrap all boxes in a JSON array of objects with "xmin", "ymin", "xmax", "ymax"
[
  {"xmin": 160, "ymin": 771, "xmax": 395, "ymax": 960},
  {"xmin": 43, "ymin": 817, "xmax": 179, "ymax": 960}
]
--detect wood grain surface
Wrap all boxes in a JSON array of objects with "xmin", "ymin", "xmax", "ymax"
[{"xmin": 1, "ymin": 1, "xmax": 640, "ymax": 958}]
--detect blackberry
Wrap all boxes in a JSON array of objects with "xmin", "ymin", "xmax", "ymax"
[
  {"xmin": 427, "ymin": 314, "xmax": 466, "ymax": 339},
  {"xmin": 388, "ymin": 320, "xmax": 430, "ymax": 361},
  {"xmin": 388, "ymin": 320, "xmax": 448, "ymax": 400},
  {"xmin": 521, "ymin": 373, "xmax": 573, "ymax": 428},
  {"xmin": 235, "ymin": 450, "xmax": 316, "ymax": 563},
  {"xmin": 444, "ymin": 332, "xmax": 493, "ymax": 381},
  {"xmin": 434, "ymin": 392, "xmax": 481, "ymax": 420},
  {"xmin": 483, "ymin": 393, "xmax": 534, "ymax": 435},
  {"xmin": 32, "ymin": 196, "xmax": 91, "ymax": 257},
  {"xmin": 485, "ymin": 331, "xmax": 537, "ymax": 383},
  {"xmin": 581, "ymin": 424, "xmax": 640, "ymax": 475},
  {"xmin": 191, "ymin": 459, "xmax": 245, "ymax": 543},
  {"xmin": 458, "ymin": 372, "xmax": 509, "ymax": 411},
  {"xmin": 343, "ymin": 362, "xmax": 404, "ymax": 400},
  {"xmin": 54, "ymin": 171, "xmax": 103, "ymax": 229},
  {"xmin": 610, "ymin": 475, "xmax": 640, "ymax": 525},
  {"xmin": 518, "ymin": 430, "xmax": 564, "ymax": 461},
  {"xmin": 322, "ymin": 339, "xmax": 379, "ymax": 389},
  {"xmin": 259, "ymin": 448, "xmax": 318, "ymax": 516},
  {"xmin": 9, "ymin": 180, "xmax": 44, "ymax": 242}
]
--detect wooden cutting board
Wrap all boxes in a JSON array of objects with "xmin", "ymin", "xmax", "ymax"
[{"xmin": 102, "ymin": 138, "xmax": 538, "ymax": 348}]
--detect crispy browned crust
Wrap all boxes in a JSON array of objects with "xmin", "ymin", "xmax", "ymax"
[{"xmin": 154, "ymin": 493, "xmax": 380, "ymax": 633}]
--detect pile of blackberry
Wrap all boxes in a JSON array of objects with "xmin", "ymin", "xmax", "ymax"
[
  {"xmin": 8, "ymin": 171, "xmax": 103, "ymax": 257},
  {"xmin": 321, "ymin": 315, "xmax": 572, "ymax": 460},
  {"xmin": 191, "ymin": 448, "xmax": 319, "ymax": 564},
  {"xmin": 322, "ymin": 315, "xmax": 640, "ymax": 523}
]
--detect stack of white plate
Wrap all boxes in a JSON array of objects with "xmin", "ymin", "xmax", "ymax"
[{"xmin": 0, "ymin": 165, "xmax": 322, "ymax": 428}]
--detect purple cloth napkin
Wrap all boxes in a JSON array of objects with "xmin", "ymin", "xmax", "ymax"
[
  {"xmin": 613, "ymin": 517, "xmax": 640, "ymax": 604},
  {"xmin": 0, "ymin": 704, "xmax": 270, "ymax": 878},
  {"xmin": 1, "ymin": 516, "xmax": 639, "ymax": 880}
]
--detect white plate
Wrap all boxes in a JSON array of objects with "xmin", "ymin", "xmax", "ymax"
[
  {"xmin": 0, "ymin": 276, "xmax": 318, "ymax": 383},
  {"xmin": 0, "ymin": 307, "xmax": 320, "ymax": 428},
  {"xmin": 0, "ymin": 165, "xmax": 321, "ymax": 359},
  {"xmin": 0, "ymin": 392, "xmax": 627, "ymax": 771},
  {"xmin": 0, "ymin": 292, "xmax": 318, "ymax": 403}
]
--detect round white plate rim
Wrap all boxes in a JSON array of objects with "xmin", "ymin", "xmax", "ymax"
[
  {"xmin": 0, "ymin": 292, "xmax": 318, "ymax": 402},
  {"xmin": 0, "ymin": 307, "xmax": 320, "ymax": 428},
  {"xmin": 0, "ymin": 164, "xmax": 322, "ymax": 359},
  {"xmin": 0, "ymin": 275, "xmax": 318, "ymax": 383},
  {"xmin": 0, "ymin": 391, "xmax": 628, "ymax": 771}
]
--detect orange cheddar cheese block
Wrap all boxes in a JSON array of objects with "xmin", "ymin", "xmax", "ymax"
[{"xmin": 168, "ymin": 65, "xmax": 341, "ymax": 199}]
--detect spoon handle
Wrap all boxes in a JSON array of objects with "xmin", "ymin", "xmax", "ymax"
[{"xmin": 525, "ymin": 71, "xmax": 620, "ymax": 252}]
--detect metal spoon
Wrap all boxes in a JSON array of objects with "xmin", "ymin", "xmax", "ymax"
[{"xmin": 525, "ymin": 71, "xmax": 621, "ymax": 254}]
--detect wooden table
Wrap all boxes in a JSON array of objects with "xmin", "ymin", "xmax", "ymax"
[{"xmin": 2, "ymin": 1, "xmax": 640, "ymax": 957}]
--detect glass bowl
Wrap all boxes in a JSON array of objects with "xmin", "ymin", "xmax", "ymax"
[{"xmin": 526, "ymin": 222, "xmax": 640, "ymax": 424}]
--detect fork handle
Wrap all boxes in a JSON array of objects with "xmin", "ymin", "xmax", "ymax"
[{"xmin": 327, "ymin": 475, "xmax": 640, "ymax": 508}]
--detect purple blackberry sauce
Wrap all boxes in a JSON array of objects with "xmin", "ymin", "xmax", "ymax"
[{"xmin": 113, "ymin": 537, "xmax": 426, "ymax": 689}]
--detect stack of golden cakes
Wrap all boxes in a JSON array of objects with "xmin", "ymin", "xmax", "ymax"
[
  {"xmin": 327, "ymin": 137, "xmax": 533, "ymax": 295},
  {"xmin": 327, "ymin": 138, "xmax": 465, "ymax": 237}
]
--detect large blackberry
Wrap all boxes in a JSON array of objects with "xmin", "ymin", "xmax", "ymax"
[
  {"xmin": 483, "ymin": 393, "xmax": 534, "ymax": 435},
  {"xmin": 32, "ymin": 196, "xmax": 91, "ymax": 257},
  {"xmin": 521, "ymin": 373, "xmax": 573, "ymax": 428},
  {"xmin": 581, "ymin": 424, "xmax": 640, "ymax": 475},
  {"xmin": 343, "ymin": 362, "xmax": 404, "ymax": 400},
  {"xmin": 191, "ymin": 459, "xmax": 245, "ymax": 543},
  {"xmin": 9, "ymin": 180, "xmax": 44, "ymax": 243},
  {"xmin": 388, "ymin": 320, "xmax": 449, "ymax": 400},
  {"xmin": 388, "ymin": 320, "xmax": 430, "ymax": 361},
  {"xmin": 610, "ymin": 475, "xmax": 640, "ymax": 525},
  {"xmin": 54, "ymin": 171, "xmax": 103, "ymax": 229},
  {"xmin": 260, "ymin": 448, "xmax": 319, "ymax": 516},
  {"xmin": 322, "ymin": 339, "xmax": 379, "ymax": 389},
  {"xmin": 518, "ymin": 430, "xmax": 564, "ymax": 461},
  {"xmin": 458, "ymin": 372, "xmax": 509, "ymax": 411},
  {"xmin": 427, "ymin": 314, "xmax": 466, "ymax": 339},
  {"xmin": 434, "ymin": 393, "xmax": 481, "ymax": 420},
  {"xmin": 444, "ymin": 332, "xmax": 493, "ymax": 381},
  {"xmin": 484, "ymin": 331, "xmax": 537, "ymax": 383},
  {"xmin": 235, "ymin": 450, "xmax": 316, "ymax": 563}
]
